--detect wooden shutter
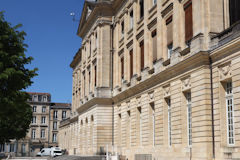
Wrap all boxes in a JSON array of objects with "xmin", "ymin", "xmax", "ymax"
[
  {"xmin": 140, "ymin": 41, "xmax": 144, "ymax": 71},
  {"xmin": 121, "ymin": 56, "xmax": 124, "ymax": 79},
  {"xmin": 229, "ymin": 0, "xmax": 240, "ymax": 25},
  {"xmin": 94, "ymin": 65, "xmax": 97, "ymax": 87},
  {"xmin": 152, "ymin": 30, "xmax": 157, "ymax": 63},
  {"xmin": 184, "ymin": 1, "xmax": 193, "ymax": 42},
  {"xmin": 130, "ymin": 50, "xmax": 133, "ymax": 78},
  {"xmin": 166, "ymin": 17, "xmax": 173, "ymax": 45}
]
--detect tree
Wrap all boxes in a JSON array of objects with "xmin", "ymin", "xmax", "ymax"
[{"xmin": 0, "ymin": 11, "xmax": 38, "ymax": 143}]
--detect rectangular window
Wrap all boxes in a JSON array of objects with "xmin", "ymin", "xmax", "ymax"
[
  {"xmin": 226, "ymin": 81, "xmax": 235, "ymax": 145},
  {"xmin": 138, "ymin": 107, "xmax": 142, "ymax": 146},
  {"xmin": 121, "ymin": 21, "xmax": 124, "ymax": 38},
  {"xmin": 53, "ymin": 122, "xmax": 57, "ymax": 130},
  {"xmin": 118, "ymin": 114, "xmax": 122, "ymax": 145},
  {"xmin": 89, "ymin": 70, "xmax": 91, "ymax": 93},
  {"xmin": 90, "ymin": 40, "xmax": 92, "ymax": 57},
  {"xmin": 127, "ymin": 110, "xmax": 131, "ymax": 147},
  {"xmin": 166, "ymin": 16, "xmax": 173, "ymax": 58},
  {"xmin": 33, "ymin": 95, "xmax": 37, "ymax": 102},
  {"xmin": 0, "ymin": 144, "xmax": 5, "ymax": 152},
  {"xmin": 41, "ymin": 129, "xmax": 45, "ymax": 139},
  {"xmin": 186, "ymin": 92, "xmax": 192, "ymax": 146},
  {"xmin": 53, "ymin": 111, "xmax": 58, "ymax": 119},
  {"xmin": 53, "ymin": 133, "xmax": 57, "ymax": 142},
  {"xmin": 140, "ymin": 41, "xmax": 144, "ymax": 71},
  {"xmin": 43, "ymin": 96, "xmax": 47, "ymax": 102},
  {"xmin": 62, "ymin": 111, "xmax": 66, "ymax": 119},
  {"xmin": 42, "ymin": 106, "xmax": 46, "ymax": 113},
  {"xmin": 41, "ymin": 116, "xmax": 46, "ymax": 124},
  {"xmin": 32, "ymin": 129, "xmax": 36, "ymax": 139},
  {"xmin": 184, "ymin": 0, "xmax": 193, "ymax": 44},
  {"xmin": 150, "ymin": 103, "xmax": 155, "ymax": 146},
  {"xmin": 95, "ymin": 32, "xmax": 98, "ymax": 49},
  {"xmin": 38, "ymin": 95, "xmax": 42, "ymax": 102},
  {"xmin": 152, "ymin": 30, "xmax": 157, "ymax": 63},
  {"xmin": 229, "ymin": 0, "xmax": 240, "ymax": 26},
  {"xmin": 153, "ymin": 0, "xmax": 157, "ymax": 6},
  {"xmin": 10, "ymin": 144, "xmax": 14, "ymax": 152},
  {"xmin": 140, "ymin": 0, "xmax": 144, "ymax": 19},
  {"xmin": 130, "ymin": 50, "xmax": 133, "ymax": 79},
  {"xmin": 32, "ymin": 116, "xmax": 36, "ymax": 124},
  {"xmin": 130, "ymin": 10, "xmax": 134, "ymax": 29},
  {"xmin": 121, "ymin": 56, "xmax": 124, "ymax": 79},
  {"xmin": 21, "ymin": 144, "xmax": 26, "ymax": 153},
  {"xmin": 166, "ymin": 98, "xmax": 171, "ymax": 146},
  {"xmin": 94, "ymin": 65, "xmax": 97, "ymax": 87},
  {"xmin": 33, "ymin": 106, "xmax": 37, "ymax": 112},
  {"xmin": 83, "ymin": 72, "xmax": 85, "ymax": 96}
]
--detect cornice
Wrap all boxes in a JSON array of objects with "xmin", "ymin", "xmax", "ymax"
[
  {"xmin": 76, "ymin": 98, "xmax": 112, "ymax": 114},
  {"xmin": 112, "ymin": 51, "xmax": 210, "ymax": 103}
]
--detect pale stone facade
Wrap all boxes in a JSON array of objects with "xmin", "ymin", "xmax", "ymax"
[
  {"xmin": 59, "ymin": 0, "xmax": 240, "ymax": 159},
  {"xmin": 0, "ymin": 92, "xmax": 71, "ymax": 157}
]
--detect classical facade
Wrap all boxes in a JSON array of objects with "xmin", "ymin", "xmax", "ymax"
[
  {"xmin": 0, "ymin": 92, "xmax": 71, "ymax": 157},
  {"xmin": 59, "ymin": 0, "xmax": 240, "ymax": 159}
]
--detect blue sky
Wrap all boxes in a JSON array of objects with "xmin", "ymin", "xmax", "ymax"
[{"xmin": 0, "ymin": 0, "xmax": 84, "ymax": 103}]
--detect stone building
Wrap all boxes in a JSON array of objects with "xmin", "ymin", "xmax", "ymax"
[
  {"xmin": 59, "ymin": 0, "xmax": 240, "ymax": 159},
  {"xmin": 0, "ymin": 92, "xmax": 71, "ymax": 157}
]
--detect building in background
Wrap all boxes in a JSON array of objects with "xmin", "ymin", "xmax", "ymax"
[
  {"xmin": 59, "ymin": 0, "xmax": 240, "ymax": 159},
  {"xmin": 0, "ymin": 92, "xmax": 71, "ymax": 157}
]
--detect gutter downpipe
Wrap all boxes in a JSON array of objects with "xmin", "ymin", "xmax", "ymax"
[
  {"xmin": 209, "ymin": 56, "xmax": 215, "ymax": 160},
  {"xmin": 110, "ymin": 16, "xmax": 115, "ymax": 147}
]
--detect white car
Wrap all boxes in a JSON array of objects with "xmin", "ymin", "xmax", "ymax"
[{"xmin": 36, "ymin": 147, "xmax": 62, "ymax": 157}]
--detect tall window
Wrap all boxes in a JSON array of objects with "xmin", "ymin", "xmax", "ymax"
[
  {"xmin": 153, "ymin": 0, "xmax": 157, "ymax": 6},
  {"xmin": 42, "ymin": 106, "xmax": 46, "ymax": 113},
  {"xmin": 229, "ymin": 0, "xmax": 240, "ymax": 26},
  {"xmin": 121, "ymin": 56, "xmax": 124, "ymax": 80},
  {"xmin": 166, "ymin": 98, "xmax": 171, "ymax": 146},
  {"xmin": 21, "ymin": 144, "xmax": 26, "ymax": 153},
  {"xmin": 33, "ymin": 106, "xmax": 37, "ymax": 112},
  {"xmin": 32, "ymin": 116, "xmax": 36, "ymax": 124},
  {"xmin": 53, "ymin": 122, "xmax": 57, "ymax": 130},
  {"xmin": 41, "ymin": 116, "xmax": 46, "ymax": 124},
  {"xmin": 83, "ymin": 72, "xmax": 86, "ymax": 96},
  {"xmin": 130, "ymin": 10, "xmax": 134, "ymax": 29},
  {"xmin": 184, "ymin": 0, "xmax": 193, "ymax": 44},
  {"xmin": 140, "ymin": 0, "xmax": 144, "ymax": 19},
  {"xmin": 138, "ymin": 107, "xmax": 142, "ymax": 146},
  {"xmin": 121, "ymin": 21, "xmax": 124, "ymax": 38},
  {"xmin": 129, "ymin": 50, "xmax": 133, "ymax": 79},
  {"xmin": 53, "ymin": 111, "xmax": 58, "ymax": 119},
  {"xmin": 140, "ymin": 41, "xmax": 144, "ymax": 71},
  {"xmin": 89, "ymin": 70, "xmax": 91, "ymax": 93},
  {"xmin": 62, "ymin": 111, "xmax": 66, "ymax": 119},
  {"xmin": 0, "ymin": 144, "xmax": 5, "ymax": 152},
  {"xmin": 127, "ymin": 110, "xmax": 131, "ymax": 147},
  {"xmin": 53, "ymin": 133, "xmax": 57, "ymax": 142},
  {"xmin": 38, "ymin": 95, "xmax": 42, "ymax": 102},
  {"xmin": 118, "ymin": 114, "xmax": 122, "ymax": 146},
  {"xmin": 94, "ymin": 65, "xmax": 97, "ymax": 87},
  {"xmin": 41, "ymin": 129, "xmax": 45, "ymax": 139},
  {"xmin": 186, "ymin": 92, "xmax": 192, "ymax": 146},
  {"xmin": 166, "ymin": 16, "xmax": 173, "ymax": 58},
  {"xmin": 89, "ymin": 41, "xmax": 92, "ymax": 57},
  {"xmin": 95, "ymin": 32, "xmax": 98, "ymax": 49},
  {"xmin": 226, "ymin": 81, "xmax": 235, "ymax": 145},
  {"xmin": 152, "ymin": 30, "xmax": 157, "ymax": 63},
  {"xmin": 150, "ymin": 103, "xmax": 155, "ymax": 146},
  {"xmin": 32, "ymin": 129, "xmax": 36, "ymax": 139}
]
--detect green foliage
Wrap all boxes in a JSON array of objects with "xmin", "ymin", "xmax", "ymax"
[{"xmin": 0, "ymin": 11, "xmax": 38, "ymax": 143}]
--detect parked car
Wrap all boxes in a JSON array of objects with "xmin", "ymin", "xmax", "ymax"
[{"xmin": 36, "ymin": 147, "xmax": 62, "ymax": 157}]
